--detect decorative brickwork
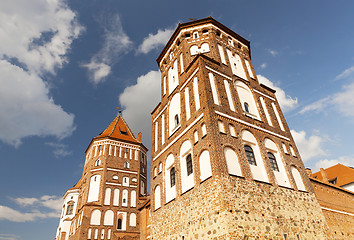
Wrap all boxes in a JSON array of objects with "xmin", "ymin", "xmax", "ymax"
[{"xmin": 150, "ymin": 17, "xmax": 329, "ymax": 239}]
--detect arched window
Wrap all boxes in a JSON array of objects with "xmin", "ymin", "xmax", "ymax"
[
  {"xmin": 244, "ymin": 102, "xmax": 250, "ymax": 113},
  {"xmin": 66, "ymin": 202, "xmax": 74, "ymax": 215},
  {"xmin": 94, "ymin": 159, "xmax": 101, "ymax": 167},
  {"xmin": 267, "ymin": 152, "xmax": 279, "ymax": 171},
  {"xmin": 186, "ymin": 154, "xmax": 193, "ymax": 176},
  {"xmin": 122, "ymin": 189, "xmax": 128, "ymax": 207},
  {"xmin": 169, "ymin": 93, "xmax": 181, "ymax": 135},
  {"xmin": 235, "ymin": 81, "xmax": 260, "ymax": 119},
  {"xmin": 264, "ymin": 138, "xmax": 290, "ymax": 187},
  {"xmin": 122, "ymin": 177, "xmax": 129, "ymax": 187},
  {"xmin": 190, "ymin": 45, "xmax": 199, "ymax": 55},
  {"xmin": 244, "ymin": 145, "xmax": 256, "ymax": 166},
  {"xmin": 117, "ymin": 218, "xmax": 122, "ymax": 230},
  {"xmin": 90, "ymin": 209, "xmax": 101, "ymax": 225},
  {"xmin": 165, "ymin": 154, "xmax": 176, "ymax": 203},
  {"xmin": 154, "ymin": 185, "xmax": 161, "ymax": 210},
  {"xmin": 154, "ymin": 167, "xmax": 157, "ymax": 177},
  {"xmin": 170, "ymin": 167, "xmax": 176, "ymax": 187}
]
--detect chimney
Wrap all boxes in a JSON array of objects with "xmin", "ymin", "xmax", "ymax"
[
  {"xmin": 305, "ymin": 168, "xmax": 312, "ymax": 177},
  {"xmin": 320, "ymin": 168, "xmax": 329, "ymax": 183},
  {"xmin": 138, "ymin": 132, "xmax": 142, "ymax": 142}
]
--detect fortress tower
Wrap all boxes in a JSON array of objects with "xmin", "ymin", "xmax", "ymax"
[
  {"xmin": 150, "ymin": 17, "xmax": 328, "ymax": 239},
  {"xmin": 55, "ymin": 114, "xmax": 148, "ymax": 240}
]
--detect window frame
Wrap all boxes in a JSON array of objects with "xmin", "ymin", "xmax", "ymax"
[
  {"xmin": 267, "ymin": 152, "xmax": 279, "ymax": 172},
  {"xmin": 244, "ymin": 145, "xmax": 257, "ymax": 166},
  {"xmin": 186, "ymin": 154, "xmax": 193, "ymax": 176}
]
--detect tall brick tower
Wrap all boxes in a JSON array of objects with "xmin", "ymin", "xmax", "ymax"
[
  {"xmin": 150, "ymin": 17, "xmax": 328, "ymax": 239},
  {"xmin": 55, "ymin": 114, "xmax": 148, "ymax": 240}
]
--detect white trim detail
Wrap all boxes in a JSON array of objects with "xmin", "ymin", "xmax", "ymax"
[
  {"xmin": 321, "ymin": 207, "xmax": 354, "ymax": 217},
  {"xmin": 153, "ymin": 104, "xmax": 168, "ymax": 123},
  {"xmin": 180, "ymin": 67, "xmax": 199, "ymax": 90},
  {"xmin": 254, "ymin": 89, "xmax": 276, "ymax": 102},
  {"xmin": 153, "ymin": 113, "xmax": 204, "ymax": 161},
  {"xmin": 107, "ymin": 168, "xmax": 138, "ymax": 174},
  {"xmin": 205, "ymin": 66, "xmax": 232, "ymax": 80},
  {"xmin": 91, "ymin": 168, "xmax": 103, "ymax": 172},
  {"xmin": 215, "ymin": 111, "xmax": 290, "ymax": 141},
  {"xmin": 106, "ymin": 182, "xmax": 121, "ymax": 186}
]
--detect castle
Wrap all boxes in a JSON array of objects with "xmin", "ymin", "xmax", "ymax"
[{"xmin": 55, "ymin": 17, "xmax": 354, "ymax": 240}]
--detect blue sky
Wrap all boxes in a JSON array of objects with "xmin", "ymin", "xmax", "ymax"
[{"xmin": 1, "ymin": 0, "xmax": 354, "ymax": 239}]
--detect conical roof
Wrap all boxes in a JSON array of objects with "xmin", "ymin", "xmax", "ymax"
[{"xmin": 95, "ymin": 114, "xmax": 140, "ymax": 144}]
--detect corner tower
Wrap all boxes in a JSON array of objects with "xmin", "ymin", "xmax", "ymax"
[
  {"xmin": 55, "ymin": 114, "xmax": 148, "ymax": 240},
  {"xmin": 150, "ymin": 17, "xmax": 328, "ymax": 239}
]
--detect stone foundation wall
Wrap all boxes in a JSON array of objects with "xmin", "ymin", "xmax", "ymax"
[
  {"xmin": 322, "ymin": 209, "xmax": 354, "ymax": 240},
  {"xmin": 151, "ymin": 175, "xmax": 328, "ymax": 240}
]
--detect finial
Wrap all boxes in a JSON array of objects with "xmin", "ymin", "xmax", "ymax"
[{"xmin": 116, "ymin": 107, "xmax": 122, "ymax": 115}]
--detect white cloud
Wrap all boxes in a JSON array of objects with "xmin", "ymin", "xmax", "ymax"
[
  {"xmin": 299, "ymin": 81, "xmax": 354, "ymax": 117},
  {"xmin": 335, "ymin": 65, "xmax": 354, "ymax": 80},
  {"xmin": 45, "ymin": 142, "xmax": 72, "ymax": 158},
  {"xmin": 0, "ymin": 0, "xmax": 83, "ymax": 74},
  {"xmin": 0, "ymin": 234, "xmax": 19, "ymax": 240},
  {"xmin": 82, "ymin": 15, "xmax": 132, "ymax": 84},
  {"xmin": 0, "ymin": 0, "xmax": 82, "ymax": 146},
  {"xmin": 291, "ymin": 129, "xmax": 327, "ymax": 162},
  {"xmin": 260, "ymin": 63, "xmax": 267, "ymax": 69},
  {"xmin": 267, "ymin": 49, "xmax": 278, "ymax": 56},
  {"xmin": 137, "ymin": 27, "xmax": 174, "ymax": 54},
  {"xmin": 1, "ymin": 195, "xmax": 62, "ymax": 222},
  {"xmin": 0, "ymin": 60, "xmax": 75, "ymax": 146},
  {"xmin": 257, "ymin": 75, "xmax": 298, "ymax": 112},
  {"xmin": 119, "ymin": 70, "xmax": 161, "ymax": 146},
  {"xmin": 313, "ymin": 157, "xmax": 354, "ymax": 172}
]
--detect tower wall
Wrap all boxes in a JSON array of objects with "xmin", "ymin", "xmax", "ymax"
[{"xmin": 150, "ymin": 17, "xmax": 329, "ymax": 239}]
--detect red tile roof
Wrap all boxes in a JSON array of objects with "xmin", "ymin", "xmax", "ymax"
[
  {"xmin": 312, "ymin": 163, "xmax": 354, "ymax": 187},
  {"xmin": 95, "ymin": 114, "xmax": 140, "ymax": 144}
]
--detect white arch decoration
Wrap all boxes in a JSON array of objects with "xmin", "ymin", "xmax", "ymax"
[
  {"xmin": 224, "ymin": 147, "xmax": 242, "ymax": 176},
  {"xmin": 241, "ymin": 130, "xmax": 269, "ymax": 182},
  {"xmin": 264, "ymin": 138, "xmax": 290, "ymax": 187},
  {"xmin": 291, "ymin": 166, "xmax": 306, "ymax": 191},
  {"xmin": 199, "ymin": 150, "xmax": 212, "ymax": 181},
  {"xmin": 235, "ymin": 81, "xmax": 260, "ymax": 119}
]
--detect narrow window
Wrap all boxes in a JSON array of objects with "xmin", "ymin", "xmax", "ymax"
[
  {"xmin": 174, "ymin": 114, "xmax": 180, "ymax": 127},
  {"xmin": 124, "ymin": 162, "xmax": 129, "ymax": 169},
  {"xmin": 218, "ymin": 120, "xmax": 225, "ymax": 133},
  {"xmin": 267, "ymin": 152, "xmax": 279, "ymax": 171},
  {"xmin": 201, "ymin": 123, "xmax": 207, "ymax": 137},
  {"xmin": 117, "ymin": 218, "xmax": 122, "ymax": 230},
  {"xmin": 194, "ymin": 130, "xmax": 198, "ymax": 143},
  {"xmin": 244, "ymin": 145, "xmax": 257, "ymax": 166},
  {"xmin": 244, "ymin": 102, "xmax": 250, "ymax": 113},
  {"xmin": 186, "ymin": 154, "xmax": 193, "ymax": 176},
  {"xmin": 229, "ymin": 124, "xmax": 236, "ymax": 137},
  {"xmin": 170, "ymin": 167, "xmax": 176, "ymax": 187},
  {"xmin": 94, "ymin": 160, "xmax": 101, "ymax": 167},
  {"xmin": 193, "ymin": 31, "xmax": 199, "ymax": 39}
]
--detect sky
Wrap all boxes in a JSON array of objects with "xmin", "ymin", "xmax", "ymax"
[{"xmin": 0, "ymin": 0, "xmax": 354, "ymax": 239}]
